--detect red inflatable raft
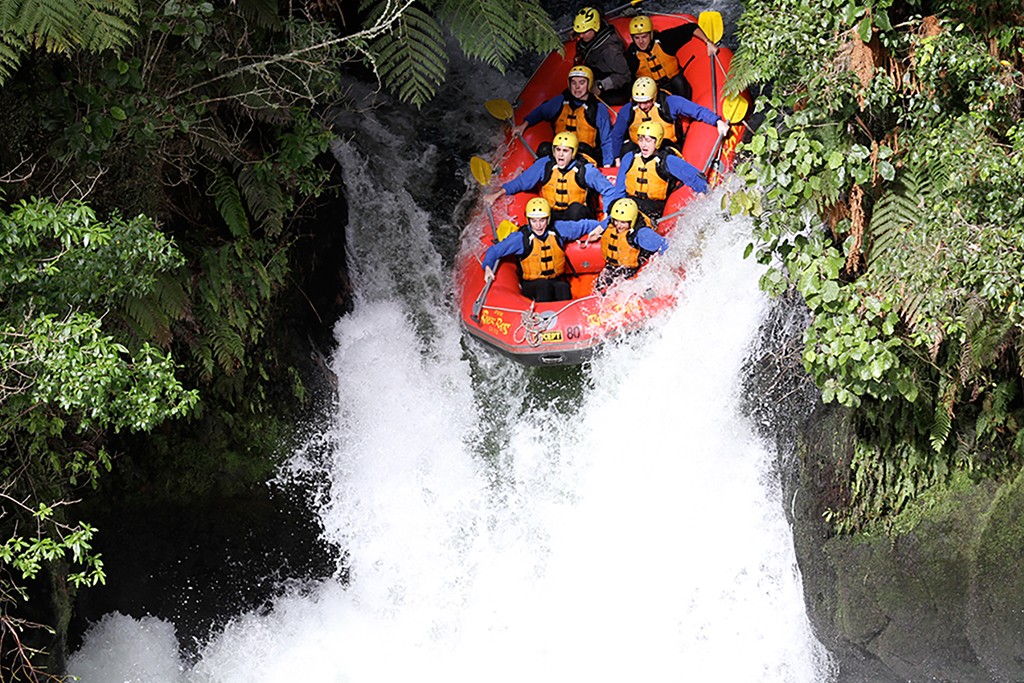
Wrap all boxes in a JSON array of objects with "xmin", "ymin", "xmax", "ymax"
[{"xmin": 456, "ymin": 11, "xmax": 751, "ymax": 366}]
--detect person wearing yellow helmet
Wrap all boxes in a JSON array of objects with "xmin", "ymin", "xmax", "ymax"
[
  {"xmin": 481, "ymin": 196, "xmax": 606, "ymax": 302},
  {"xmin": 609, "ymin": 76, "xmax": 730, "ymax": 161},
  {"xmin": 626, "ymin": 15, "xmax": 720, "ymax": 99},
  {"xmin": 556, "ymin": 196, "xmax": 669, "ymax": 293},
  {"xmin": 614, "ymin": 120, "xmax": 709, "ymax": 218},
  {"xmin": 511, "ymin": 64, "xmax": 615, "ymax": 166},
  {"xmin": 572, "ymin": 6, "xmax": 631, "ymax": 106},
  {"xmin": 484, "ymin": 130, "xmax": 623, "ymax": 221}
]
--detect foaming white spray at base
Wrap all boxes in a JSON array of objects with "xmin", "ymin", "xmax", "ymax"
[{"xmin": 68, "ymin": 133, "xmax": 834, "ymax": 682}]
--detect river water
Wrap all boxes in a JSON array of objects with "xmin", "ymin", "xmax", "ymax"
[{"xmin": 67, "ymin": 3, "xmax": 836, "ymax": 681}]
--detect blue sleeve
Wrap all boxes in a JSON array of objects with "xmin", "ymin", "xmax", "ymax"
[
  {"xmin": 525, "ymin": 96, "xmax": 564, "ymax": 127},
  {"xmin": 555, "ymin": 218, "xmax": 602, "ymax": 242},
  {"xmin": 584, "ymin": 163, "xmax": 623, "ymax": 205},
  {"xmin": 596, "ymin": 104, "xmax": 614, "ymax": 166},
  {"xmin": 610, "ymin": 104, "xmax": 633, "ymax": 159},
  {"xmin": 666, "ymin": 154, "xmax": 708, "ymax": 193},
  {"xmin": 614, "ymin": 152, "xmax": 633, "ymax": 189},
  {"xmin": 502, "ymin": 158, "xmax": 547, "ymax": 195},
  {"xmin": 667, "ymin": 94, "xmax": 721, "ymax": 127},
  {"xmin": 636, "ymin": 227, "xmax": 669, "ymax": 254},
  {"xmin": 482, "ymin": 232, "xmax": 524, "ymax": 271}
]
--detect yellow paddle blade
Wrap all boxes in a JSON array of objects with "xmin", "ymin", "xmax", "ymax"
[
  {"xmin": 722, "ymin": 94, "xmax": 749, "ymax": 124},
  {"xmin": 698, "ymin": 11, "xmax": 724, "ymax": 44},
  {"xmin": 496, "ymin": 219, "xmax": 517, "ymax": 242},
  {"xmin": 470, "ymin": 156, "xmax": 493, "ymax": 186},
  {"xmin": 484, "ymin": 98, "xmax": 515, "ymax": 122}
]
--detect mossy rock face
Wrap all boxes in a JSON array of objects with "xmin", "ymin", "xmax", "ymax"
[
  {"xmin": 787, "ymin": 401, "xmax": 1023, "ymax": 682},
  {"xmin": 967, "ymin": 468, "xmax": 1024, "ymax": 682},
  {"xmin": 823, "ymin": 485, "xmax": 994, "ymax": 683}
]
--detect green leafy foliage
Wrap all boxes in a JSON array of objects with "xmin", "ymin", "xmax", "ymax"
[
  {"xmin": 730, "ymin": 0, "xmax": 1024, "ymax": 530},
  {"xmin": 0, "ymin": 197, "xmax": 197, "ymax": 672}
]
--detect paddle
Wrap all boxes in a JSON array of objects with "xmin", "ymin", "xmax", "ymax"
[
  {"xmin": 605, "ymin": 0, "xmax": 645, "ymax": 19},
  {"xmin": 701, "ymin": 94, "xmax": 749, "ymax": 175},
  {"xmin": 471, "ymin": 279, "xmax": 494, "ymax": 322},
  {"xmin": 698, "ymin": 11, "xmax": 724, "ymax": 114},
  {"xmin": 484, "ymin": 99, "xmax": 538, "ymax": 159}
]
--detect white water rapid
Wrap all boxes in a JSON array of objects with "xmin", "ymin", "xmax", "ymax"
[{"xmin": 67, "ymin": 16, "xmax": 836, "ymax": 679}]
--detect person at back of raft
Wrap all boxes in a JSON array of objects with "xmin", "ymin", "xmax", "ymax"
[
  {"xmin": 482, "ymin": 197, "xmax": 604, "ymax": 303},
  {"xmin": 510, "ymin": 65, "xmax": 615, "ymax": 166},
  {"xmin": 572, "ymin": 6, "xmax": 632, "ymax": 106},
  {"xmin": 615, "ymin": 120, "xmax": 707, "ymax": 219},
  {"xmin": 560, "ymin": 197, "xmax": 668, "ymax": 293},
  {"xmin": 610, "ymin": 76, "xmax": 729, "ymax": 161},
  {"xmin": 483, "ymin": 131, "xmax": 621, "ymax": 221},
  {"xmin": 626, "ymin": 14, "xmax": 719, "ymax": 100}
]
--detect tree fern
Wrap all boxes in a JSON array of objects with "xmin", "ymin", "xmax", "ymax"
[
  {"xmin": 210, "ymin": 166, "xmax": 251, "ymax": 238},
  {"xmin": 0, "ymin": 0, "xmax": 137, "ymax": 83},
  {"xmin": 437, "ymin": 0, "xmax": 558, "ymax": 71},
  {"xmin": 356, "ymin": 0, "xmax": 558, "ymax": 106},
  {"xmin": 366, "ymin": 4, "xmax": 447, "ymax": 107}
]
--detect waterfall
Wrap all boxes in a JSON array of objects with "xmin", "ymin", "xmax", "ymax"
[{"xmin": 67, "ymin": 113, "xmax": 835, "ymax": 679}]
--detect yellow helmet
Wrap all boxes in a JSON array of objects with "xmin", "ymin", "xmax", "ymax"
[
  {"xmin": 632, "ymin": 76, "xmax": 658, "ymax": 103},
  {"xmin": 573, "ymin": 7, "xmax": 600, "ymax": 33},
  {"xmin": 636, "ymin": 120, "xmax": 664, "ymax": 146},
  {"xmin": 567, "ymin": 64, "xmax": 594, "ymax": 88},
  {"xmin": 609, "ymin": 198, "xmax": 639, "ymax": 228},
  {"xmin": 525, "ymin": 197, "xmax": 551, "ymax": 219},
  {"xmin": 552, "ymin": 130, "xmax": 579, "ymax": 156},
  {"xmin": 629, "ymin": 15, "xmax": 653, "ymax": 35}
]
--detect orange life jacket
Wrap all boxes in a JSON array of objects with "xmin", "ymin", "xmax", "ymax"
[
  {"xmin": 624, "ymin": 150, "xmax": 679, "ymax": 202},
  {"xmin": 539, "ymin": 161, "xmax": 590, "ymax": 212},
  {"xmin": 635, "ymin": 41, "xmax": 681, "ymax": 84},
  {"xmin": 601, "ymin": 213, "xmax": 656, "ymax": 269},
  {"xmin": 601, "ymin": 228, "xmax": 642, "ymax": 268},
  {"xmin": 554, "ymin": 93, "xmax": 600, "ymax": 149},
  {"xmin": 518, "ymin": 228, "xmax": 567, "ymax": 280},
  {"xmin": 626, "ymin": 93, "xmax": 680, "ymax": 146}
]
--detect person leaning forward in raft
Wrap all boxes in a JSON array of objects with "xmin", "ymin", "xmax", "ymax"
[
  {"xmin": 562, "ymin": 197, "xmax": 668, "ymax": 293},
  {"xmin": 572, "ymin": 6, "xmax": 632, "ymax": 106},
  {"xmin": 611, "ymin": 76, "xmax": 729, "ymax": 161},
  {"xmin": 482, "ymin": 197, "xmax": 605, "ymax": 303},
  {"xmin": 510, "ymin": 65, "xmax": 615, "ymax": 166},
  {"xmin": 626, "ymin": 14, "xmax": 720, "ymax": 100},
  {"xmin": 615, "ymin": 120, "xmax": 708, "ymax": 219},
  {"xmin": 484, "ymin": 131, "xmax": 621, "ymax": 221}
]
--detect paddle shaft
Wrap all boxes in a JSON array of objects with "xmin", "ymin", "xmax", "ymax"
[
  {"xmin": 485, "ymin": 204, "xmax": 499, "ymax": 242},
  {"xmin": 702, "ymin": 131, "xmax": 728, "ymax": 175},
  {"xmin": 513, "ymin": 126, "xmax": 538, "ymax": 159},
  {"xmin": 657, "ymin": 206, "xmax": 690, "ymax": 227},
  {"xmin": 471, "ymin": 279, "xmax": 494, "ymax": 322}
]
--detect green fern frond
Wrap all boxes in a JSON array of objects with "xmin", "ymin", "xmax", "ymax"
[
  {"xmin": 123, "ymin": 292, "xmax": 172, "ymax": 345},
  {"xmin": 239, "ymin": 164, "xmax": 286, "ymax": 238},
  {"xmin": 438, "ymin": 0, "xmax": 518, "ymax": 70},
  {"xmin": 930, "ymin": 378, "xmax": 959, "ymax": 452},
  {"xmin": 79, "ymin": 0, "xmax": 137, "ymax": 52},
  {"xmin": 210, "ymin": 166, "xmax": 251, "ymax": 238},
  {"xmin": 438, "ymin": 0, "xmax": 558, "ymax": 70},
  {"xmin": 0, "ymin": 0, "xmax": 137, "ymax": 55},
  {"xmin": 209, "ymin": 317, "xmax": 245, "ymax": 373},
  {"xmin": 367, "ymin": 5, "xmax": 447, "ymax": 107},
  {"xmin": 0, "ymin": 32, "xmax": 25, "ymax": 82}
]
